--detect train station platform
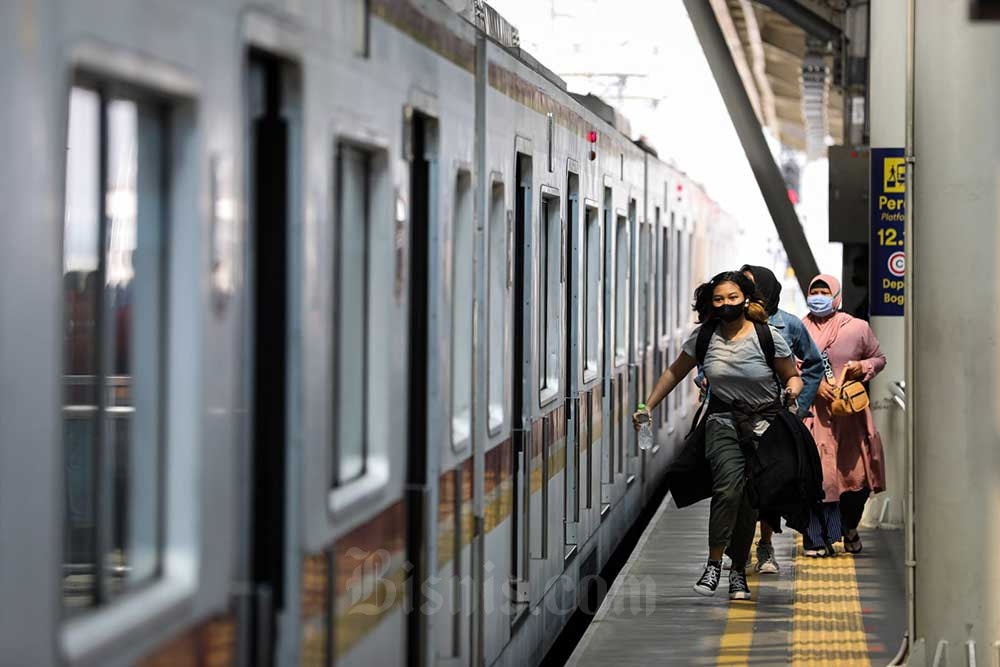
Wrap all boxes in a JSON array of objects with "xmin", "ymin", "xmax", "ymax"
[{"xmin": 567, "ymin": 496, "xmax": 906, "ymax": 666}]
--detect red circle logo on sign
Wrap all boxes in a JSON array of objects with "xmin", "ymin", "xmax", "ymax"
[{"xmin": 888, "ymin": 252, "xmax": 905, "ymax": 277}]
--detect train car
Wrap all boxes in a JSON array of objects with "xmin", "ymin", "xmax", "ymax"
[{"xmin": 0, "ymin": 1, "xmax": 734, "ymax": 665}]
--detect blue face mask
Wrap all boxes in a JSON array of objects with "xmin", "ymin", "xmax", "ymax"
[{"xmin": 807, "ymin": 294, "xmax": 835, "ymax": 317}]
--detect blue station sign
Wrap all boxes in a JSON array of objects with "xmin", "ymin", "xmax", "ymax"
[{"xmin": 870, "ymin": 147, "xmax": 905, "ymax": 316}]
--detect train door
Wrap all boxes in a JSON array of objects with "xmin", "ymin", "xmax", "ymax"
[
  {"xmin": 564, "ymin": 172, "xmax": 580, "ymax": 553},
  {"xmin": 637, "ymin": 213, "xmax": 653, "ymax": 479},
  {"xmin": 509, "ymin": 151, "xmax": 533, "ymax": 614},
  {"xmin": 659, "ymin": 210, "xmax": 674, "ymax": 434},
  {"xmin": 612, "ymin": 210, "xmax": 629, "ymax": 487},
  {"xmin": 246, "ymin": 51, "xmax": 299, "ymax": 667},
  {"xmin": 600, "ymin": 187, "xmax": 614, "ymax": 509},
  {"xmin": 672, "ymin": 222, "xmax": 685, "ymax": 417},
  {"xmin": 626, "ymin": 198, "xmax": 638, "ymax": 480},
  {"xmin": 433, "ymin": 168, "xmax": 474, "ymax": 667},
  {"xmin": 406, "ymin": 110, "xmax": 439, "ymax": 667},
  {"xmin": 653, "ymin": 215, "xmax": 660, "ymax": 434}
]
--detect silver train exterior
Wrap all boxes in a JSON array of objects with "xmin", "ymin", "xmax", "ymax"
[{"xmin": 0, "ymin": 0, "xmax": 740, "ymax": 665}]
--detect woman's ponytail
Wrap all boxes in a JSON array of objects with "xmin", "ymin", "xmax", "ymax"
[{"xmin": 746, "ymin": 300, "xmax": 769, "ymax": 324}]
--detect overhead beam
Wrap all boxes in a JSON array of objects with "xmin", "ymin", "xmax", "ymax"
[
  {"xmin": 687, "ymin": 0, "xmax": 820, "ymax": 294},
  {"xmin": 753, "ymin": 0, "xmax": 841, "ymax": 43}
]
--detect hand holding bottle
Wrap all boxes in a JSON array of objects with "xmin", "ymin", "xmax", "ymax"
[{"xmin": 634, "ymin": 403, "xmax": 653, "ymax": 450}]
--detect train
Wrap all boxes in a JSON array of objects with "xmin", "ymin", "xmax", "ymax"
[{"xmin": 0, "ymin": 0, "xmax": 741, "ymax": 665}]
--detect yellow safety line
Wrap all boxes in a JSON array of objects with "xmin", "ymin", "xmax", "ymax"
[
  {"xmin": 717, "ymin": 528, "xmax": 760, "ymax": 666},
  {"xmin": 791, "ymin": 537, "xmax": 871, "ymax": 666},
  {"xmin": 717, "ymin": 585, "xmax": 757, "ymax": 665}
]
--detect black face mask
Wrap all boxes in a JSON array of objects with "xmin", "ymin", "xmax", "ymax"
[{"xmin": 713, "ymin": 303, "xmax": 745, "ymax": 322}]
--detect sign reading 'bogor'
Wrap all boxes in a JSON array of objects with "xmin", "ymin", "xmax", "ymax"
[{"xmin": 870, "ymin": 148, "xmax": 905, "ymax": 315}]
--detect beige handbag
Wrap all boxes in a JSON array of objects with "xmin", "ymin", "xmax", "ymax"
[{"xmin": 830, "ymin": 365, "xmax": 869, "ymax": 416}]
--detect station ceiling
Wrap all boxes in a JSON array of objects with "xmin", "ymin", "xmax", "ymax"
[{"xmin": 712, "ymin": 0, "xmax": 847, "ymax": 158}]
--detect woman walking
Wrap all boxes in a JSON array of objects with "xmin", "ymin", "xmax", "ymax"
[
  {"xmin": 803, "ymin": 274, "xmax": 887, "ymax": 555},
  {"xmin": 738, "ymin": 264, "xmax": 823, "ymax": 574},
  {"xmin": 634, "ymin": 271, "xmax": 803, "ymax": 600}
]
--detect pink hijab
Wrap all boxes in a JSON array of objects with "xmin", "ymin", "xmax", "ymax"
[{"xmin": 805, "ymin": 273, "xmax": 851, "ymax": 352}]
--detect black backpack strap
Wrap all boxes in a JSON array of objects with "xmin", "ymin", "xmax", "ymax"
[
  {"xmin": 695, "ymin": 320, "xmax": 718, "ymax": 366},
  {"xmin": 753, "ymin": 320, "xmax": 784, "ymax": 397},
  {"xmin": 753, "ymin": 320, "xmax": 776, "ymax": 370}
]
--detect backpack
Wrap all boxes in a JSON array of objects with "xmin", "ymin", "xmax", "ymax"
[
  {"xmin": 669, "ymin": 319, "xmax": 824, "ymax": 519},
  {"xmin": 684, "ymin": 319, "xmax": 779, "ymax": 437},
  {"xmin": 695, "ymin": 319, "xmax": 776, "ymax": 372}
]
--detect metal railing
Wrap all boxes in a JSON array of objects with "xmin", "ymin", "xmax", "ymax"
[
  {"xmin": 885, "ymin": 380, "xmax": 910, "ymax": 665},
  {"xmin": 891, "ymin": 380, "xmax": 906, "ymax": 411},
  {"xmin": 896, "ymin": 637, "xmax": 1000, "ymax": 666}
]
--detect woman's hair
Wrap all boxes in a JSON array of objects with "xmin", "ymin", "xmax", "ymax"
[{"xmin": 692, "ymin": 270, "xmax": 769, "ymax": 324}]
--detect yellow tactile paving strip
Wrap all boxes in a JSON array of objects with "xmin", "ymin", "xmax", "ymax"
[
  {"xmin": 791, "ymin": 538, "xmax": 871, "ymax": 666},
  {"xmin": 717, "ymin": 568, "xmax": 759, "ymax": 665},
  {"xmin": 718, "ymin": 525, "xmax": 761, "ymax": 665}
]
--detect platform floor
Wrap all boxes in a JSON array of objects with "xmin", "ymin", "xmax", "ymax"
[{"xmin": 567, "ymin": 496, "xmax": 905, "ymax": 666}]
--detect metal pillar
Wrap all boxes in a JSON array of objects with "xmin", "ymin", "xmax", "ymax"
[
  {"xmin": 861, "ymin": 0, "xmax": 906, "ymax": 532},
  {"xmin": 683, "ymin": 0, "xmax": 820, "ymax": 295},
  {"xmin": 911, "ymin": 0, "xmax": 1000, "ymax": 656}
]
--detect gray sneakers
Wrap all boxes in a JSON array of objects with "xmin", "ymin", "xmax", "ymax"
[{"xmin": 755, "ymin": 541, "xmax": 779, "ymax": 574}]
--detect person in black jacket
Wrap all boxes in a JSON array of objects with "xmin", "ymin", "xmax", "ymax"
[{"xmin": 633, "ymin": 271, "xmax": 803, "ymax": 601}]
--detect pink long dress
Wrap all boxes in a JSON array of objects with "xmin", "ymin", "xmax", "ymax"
[{"xmin": 803, "ymin": 311, "xmax": 887, "ymax": 502}]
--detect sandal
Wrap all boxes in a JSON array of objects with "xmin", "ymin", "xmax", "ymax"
[
  {"xmin": 843, "ymin": 531, "xmax": 862, "ymax": 554},
  {"xmin": 803, "ymin": 541, "xmax": 827, "ymax": 557},
  {"xmin": 803, "ymin": 540, "xmax": 837, "ymax": 557}
]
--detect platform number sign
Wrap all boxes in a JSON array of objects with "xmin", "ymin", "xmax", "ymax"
[{"xmin": 870, "ymin": 148, "xmax": 905, "ymax": 316}]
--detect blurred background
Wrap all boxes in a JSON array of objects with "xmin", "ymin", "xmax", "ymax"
[{"xmin": 491, "ymin": 0, "xmax": 845, "ymax": 314}]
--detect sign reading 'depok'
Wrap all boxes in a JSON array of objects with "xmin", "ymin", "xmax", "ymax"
[{"xmin": 870, "ymin": 147, "xmax": 906, "ymax": 316}]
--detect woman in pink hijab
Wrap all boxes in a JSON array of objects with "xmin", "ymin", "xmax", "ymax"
[{"xmin": 802, "ymin": 274, "xmax": 887, "ymax": 556}]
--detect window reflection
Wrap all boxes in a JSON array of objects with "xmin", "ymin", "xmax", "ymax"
[
  {"xmin": 334, "ymin": 144, "xmax": 370, "ymax": 485},
  {"xmin": 62, "ymin": 86, "xmax": 164, "ymax": 610},
  {"xmin": 63, "ymin": 87, "xmax": 101, "ymax": 609}
]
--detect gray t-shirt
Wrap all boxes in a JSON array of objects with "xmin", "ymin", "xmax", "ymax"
[{"xmin": 682, "ymin": 323, "xmax": 792, "ymax": 410}]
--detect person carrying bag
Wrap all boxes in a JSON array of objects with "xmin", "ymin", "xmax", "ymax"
[
  {"xmin": 632, "ymin": 271, "xmax": 811, "ymax": 602},
  {"xmin": 803, "ymin": 274, "xmax": 887, "ymax": 556}
]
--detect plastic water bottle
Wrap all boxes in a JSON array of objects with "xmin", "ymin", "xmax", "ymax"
[{"xmin": 636, "ymin": 403, "xmax": 653, "ymax": 451}]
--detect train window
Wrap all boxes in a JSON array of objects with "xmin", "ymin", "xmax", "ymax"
[
  {"xmin": 660, "ymin": 222, "xmax": 670, "ymax": 428},
  {"xmin": 539, "ymin": 192, "xmax": 560, "ymax": 401},
  {"xmin": 546, "ymin": 114, "xmax": 554, "ymax": 173},
  {"xmin": 61, "ymin": 86, "xmax": 167, "ymax": 609},
  {"xmin": 614, "ymin": 215, "xmax": 627, "ymax": 365},
  {"xmin": 661, "ymin": 222, "xmax": 669, "ymax": 339},
  {"xmin": 451, "ymin": 172, "xmax": 474, "ymax": 447},
  {"xmin": 680, "ymin": 230, "xmax": 694, "ymax": 406},
  {"xmin": 351, "ymin": 0, "xmax": 371, "ymax": 57},
  {"xmin": 652, "ymin": 208, "xmax": 660, "ymax": 349},
  {"xmin": 582, "ymin": 205, "xmax": 599, "ymax": 380},
  {"xmin": 685, "ymin": 231, "xmax": 694, "ymax": 327},
  {"xmin": 674, "ymin": 226, "xmax": 684, "ymax": 329},
  {"xmin": 638, "ymin": 222, "xmax": 651, "ymax": 351},
  {"xmin": 333, "ymin": 144, "xmax": 371, "ymax": 486},
  {"xmin": 488, "ymin": 181, "xmax": 506, "ymax": 432}
]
